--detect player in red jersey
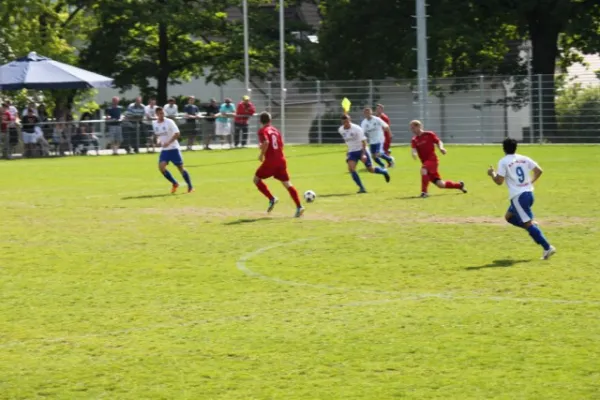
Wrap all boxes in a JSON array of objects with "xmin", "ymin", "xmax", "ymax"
[
  {"xmin": 254, "ymin": 112, "xmax": 305, "ymax": 217},
  {"xmin": 410, "ymin": 120, "xmax": 467, "ymax": 198},
  {"xmin": 376, "ymin": 104, "xmax": 393, "ymax": 160}
]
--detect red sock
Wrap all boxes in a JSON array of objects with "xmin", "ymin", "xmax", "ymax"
[
  {"xmin": 444, "ymin": 181, "xmax": 462, "ymax": 189},
  {"xmin": 287, "ymin": 186, "xmax": 302, "ymax": 208},
  {"xmin": 255, "ymin": 180, "xmax": 273, "ymax": 200},
  {"xmin": 421, "ymin": 174, "xmax": 430, "ymax": 193}
]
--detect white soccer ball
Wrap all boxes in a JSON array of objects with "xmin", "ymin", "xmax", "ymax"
[{"xmin": 304, "ymin": 190, "xmax": 316, "ymax": 203}]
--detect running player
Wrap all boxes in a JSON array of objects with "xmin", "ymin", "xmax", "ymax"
[
  {"xmin": 375, "ymin": 104, "xmax": 392, "ymax": 158},
  {"xmin": 339, "ymin": 114, "xmax": 390, "ymax": 193},
  {"xmin": 253, "ymin": 112, "xmax": 304, "ymax": 217},
  {"xmin": 487, "ymin": 138, "xmax": 556, "ymax": 259},
  {"xmin": 361, "ymin": 107, "xmax": 395, "ymax": 168},
  {"xmin": 410, "ymin": 120, "xmax": 466, "ymax": 198},
  {"xmin": 153, "ymin": 107, "xmax": 194, "ymax": 193}
]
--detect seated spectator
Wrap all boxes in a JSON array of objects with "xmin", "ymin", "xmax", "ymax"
[{"xmin": 72, "ymin": 123, "xmax": 100, "ymax": 155}]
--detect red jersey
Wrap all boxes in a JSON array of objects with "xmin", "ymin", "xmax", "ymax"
[
  {"xmin": 411, "ymin": 131, "xmax": 440, "ymax": 163},
  {"xmin": 1, "ymin": 111, "xmax": 10, "ymax": 132},
  {"xmin": 234, "ymin": 101, "xmax": 256, "ymax": 125},
  {"xmin": 378, "ymin": 113, "xmax": 390, "ymax": 126},
  {"xmin": 258, "ymin": 124, "xmax": 285, "ymax": 163}
]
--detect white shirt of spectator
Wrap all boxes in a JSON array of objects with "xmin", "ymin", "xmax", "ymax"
[
  {"xmin": 497, "ymin": 154, "xmax": 539, "ymax": 200},
  {"xmin": 163, "ymin": 104, "xmax": 179, "ymax": 118},
  {"xmin": 153, "ymin": 118, "xmax": 181, "ymax": 151},
  {"xmin": 338, "ymin": 123, "xmax": 367, "ymax": 152},
  {"xmin": 144, "ymin": 105, "xmax": 158, "ymax": 124},
  {"xmin": 360, "ymin": 116, "xmax": 388, "ymax": 145},
  {"xmin": 7, "ymin": 106, "xmax": 18, "ymax": 127}
]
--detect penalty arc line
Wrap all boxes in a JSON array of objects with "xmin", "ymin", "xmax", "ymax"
[{"xmin": 236, "ymin": 238, "xmax": 600, "ymax": 306}]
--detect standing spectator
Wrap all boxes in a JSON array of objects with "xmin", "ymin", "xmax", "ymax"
[
  {"xmin": 202, "ymin": 98, "xmax": 219, "ymax": 150},
  {"xmin": 144, "ymin": 98, "xmax": 158, "ymax": 152},
  {"xmin": 183, "ymin": 96, "xmax": 200, "ymax": 151},
  {"xmin": 125, "ymin": 96, "xmax": 145, "ymax": 153},
  {"xmin": 164, "ymin": 97, "xmax": 179, "ymax": 120},
  {"xmin": 21, "ymin": 102, "xmax": 38, "ymax": 118},
  {"xmin": 21, "ymin": 108, "xmax": 49, "ymax": 157},
  {"xmin": 234, "ymin": 95, "xmax": 256, "ymax": 147},
  {"xmin": 1, "ymin": 103, "xmax": 12, "ymax": 158},
  {"xmin": 4, "ymin": 101, "xmax": 19, "ymax": 157},
  {"xmin": 216, "ymin": 98, "xmax": 235, "ymax": 149},
  {"xmin": 37, "ymin": 104, "xmax": 51, "ymax": 139},
  {"xmin": 105, "ymin": 97, "xmax": 123, "ymax": 155}
]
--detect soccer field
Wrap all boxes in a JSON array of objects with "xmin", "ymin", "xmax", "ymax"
[{"xmin": 1, "ymin": 145, "xmax": 599, "ymax": 399}]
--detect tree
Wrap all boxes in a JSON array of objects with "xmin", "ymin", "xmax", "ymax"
[{"xmin": 556, "ymin": 84, "xmax": 600, "ymax": 143}]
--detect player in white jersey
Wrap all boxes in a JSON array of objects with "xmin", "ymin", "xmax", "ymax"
[
  {"xmin": 360, "ymin": 108, "xmax": 395, "ymax": 168},
  {"xmin": 338, "ymin": 114, "xmax": 390, "ymax": 193},
  {"xmin": 487, "ymin": 138, "xmax": 555, "ymax": 259},
  {"xmin": 153, "ymin": 107, "xmax": 194, "ymax": 194}
]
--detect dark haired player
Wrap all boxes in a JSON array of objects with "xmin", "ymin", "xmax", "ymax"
[{"xmin": 487, "ymin": 138, "xmax": 556, "ymax": 259}]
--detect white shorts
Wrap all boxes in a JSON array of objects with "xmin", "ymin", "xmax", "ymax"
[
  {"xmin": 22, "ymin": 128, "xmax": 44, "ymax": 144},
  {"xmin": 216, "ymin": 121, "xmax": 231, "ymax": 136}
]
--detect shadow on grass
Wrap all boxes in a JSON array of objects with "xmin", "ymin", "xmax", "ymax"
[
  {"xmin": 466, "ymin": 259, "xmax": 532, "ymax": 270},
  {"xmin": 223, "ymin": 217, "xmax": 272, "ymax": 226},
  {"xmin": 318, "ymin": 193, "xmax": 354, "ymax": 198},
  {"xmin": 122, "ymin": 193, "xmax": 177, "ymax": 200},
  {"xmin": 396, "ymin": 193, "xmax": 459, "ymax": 200}
]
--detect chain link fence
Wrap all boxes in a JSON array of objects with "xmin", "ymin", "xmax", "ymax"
[{"xmin": 2, "ymin": 73, "xmax": 598, "ymax": 158}]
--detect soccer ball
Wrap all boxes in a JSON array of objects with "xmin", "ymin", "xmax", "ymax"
[{"xmin": 304, "ymin": 190, "xmax": 316, "ymax": 203}]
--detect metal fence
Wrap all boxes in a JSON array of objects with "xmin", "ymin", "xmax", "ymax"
[
  {"xmin": 2, "ymin": 73, "xmax": 599, "ymax": 158},
  {"xmin": 215, "ymin": 73, "xmax": 600, "ymax": 144}
]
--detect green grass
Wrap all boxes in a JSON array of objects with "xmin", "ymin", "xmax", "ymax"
[{"xmin": 0, "ymin": 145, "xmax": 599, "ymax": 400}]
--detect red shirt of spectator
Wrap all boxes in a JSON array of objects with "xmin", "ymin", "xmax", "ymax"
[
  {"xmin": 234, "ymin": 96, "xmax": 256, "ymax": 125},
  {"xmin": 1, "ymin": 109, "xmax": 11, "ymax": 132}
]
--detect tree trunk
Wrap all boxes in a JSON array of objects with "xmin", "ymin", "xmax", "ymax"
[
  {"xmin": 528, "ymin": 16, "xmax": 561, "ymax": 142},
  {"xmin": 157, "ymin": 21, "xmax": 169, "ymax": 105}
]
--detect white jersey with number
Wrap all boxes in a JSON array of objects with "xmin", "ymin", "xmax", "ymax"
[
  {"xmin": 360, "ymin": 116, "xmax": 388, "ymax": 145},
  {"xmin": 153, "ymin": 118, "xmax": 181, "ymax": 151},
  {"xmin": 338, "ymin": 123, "xmax": 366, "ymax": 152},
  {"xmin": 497, "ymin": 153, "xmax": 539, "ymax": 200}
]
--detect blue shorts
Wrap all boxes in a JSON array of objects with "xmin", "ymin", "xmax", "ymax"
[
  {"xmin": 346, "ymin": 150, "xmax": 372, "ymax": 168},
  {"xmin": 159, "ymin": 149, "xmax": 184, "ymax": 166},
  {"xmin": 508, "ymin": 191, "xmax": 535, "ymax": 224},
  {"xmin": 369, "ymin": 143, "xmax": 383, "ymax": 155}
]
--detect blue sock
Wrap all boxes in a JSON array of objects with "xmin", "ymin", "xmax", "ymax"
[
  {"xmin": 527, "ymin": 225, "xmax": 550, "ymax": 250},
  {"xmin": 374, "ymin": 157, "xmax": 385, "ymax": 168},
  {"xmin": 350, "ymin": 171, "xmax": 364, "ymax": 189},
  {"xmin": 380, "ymin": 153, "xmax": 393, "ymax": 163},
  {"xmin": 162, "ymin": 170, "xmax": 178, "ymax": 185},
  {"xmin": 182, "ymin": 169, "xmax": 193, "ymax": 188},
  {"xmin": 374, "ymin": 167, "xmax": 388, "ymax": 175}
]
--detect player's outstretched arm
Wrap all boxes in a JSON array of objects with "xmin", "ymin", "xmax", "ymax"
[
  {"xmin": 258, "ymin": 139, "xmax": 268, "ymax": 162},
  {"xmin": 436, "ymin": 140, "xmax": 447, "ymax": 155},
  {"xmin": 411, "ymin": 148, "xmax": 418, "ymax": 160},
  {"xmin": 487, "ymin": 165, "xmax": 504, "ymax": 185}
]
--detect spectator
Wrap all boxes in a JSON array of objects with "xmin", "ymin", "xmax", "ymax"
[
  {"xmin": 52, "ymin": 119, "xmax": 69, "ymax": 156},
  {"xmin": 105, "ymin": 96, "xmax": 123, "ymax": 155},
  {"xmin": 80, "ymin": 113, "xmax": 100, "ymax": 155},
  {"xmin": 216, "ymin": 98, "xmax": 235, "ymax": 149},
  {"xmin": 202, "ymin": 98, "xmax": 219, "ymax": 150},
  {"xmin": 21, "ymin": 108, "xmax": 49, "ymax": 157},
  {"xmin": 183, "ymin": 96, "xmax": 200, "ymax": 151},
  {"xmin": 72, "ymin": 123, "xmax": 100, "ymax": 156},
  {"xmin": 37, "ymin": 103, "xmax": 52, "ymax": 139},
  {"xmin": 144, "ymin": 98, "xmax": 158, "ymax": 152},
  {"xmin": 164, "ymin": 97, "xmax": 178, "ymax": 120},
  {"xmin": 234, "ymin": 95, "xmax": 256, "ymax": 148},
  {"xmin": 125, "ymin": 96, "xmax": 145, "ymax": 154},
  {"xmin": 21, "ymin": 102, "xmax": 38, "ymax": 118},
  {"xmin": 1, "ymin": 103, "xmax": 12, "ymax": 158},
  {"xmin": 4, "ymin": 101, "xmax": 19, "ymax": 157}
]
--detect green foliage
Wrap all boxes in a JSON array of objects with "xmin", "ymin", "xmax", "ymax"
[{"xmin": 556, "ymin": 84, "xmax": 600, "ymax": 143}]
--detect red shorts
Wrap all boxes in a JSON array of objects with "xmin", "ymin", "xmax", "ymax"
[
  {"xmin": 383, "ymin": 131, "xmax": 392, "ymax": 154},
  {"xmin": 256, "ymin": 160, "xmax": 289, "ymax": 181},
  {"xmin": 422, "ymin": 160, "xmax": 441, "ymax": 182}
]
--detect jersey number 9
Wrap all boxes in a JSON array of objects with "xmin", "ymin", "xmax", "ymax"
[{"xmin": 516, "ymin": 166, "xmax": 525, "ymax": 183}]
